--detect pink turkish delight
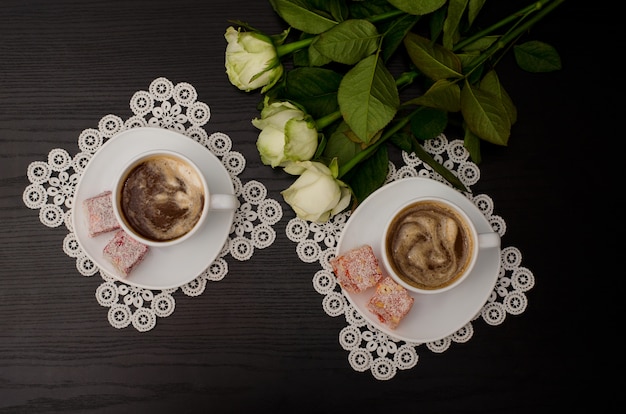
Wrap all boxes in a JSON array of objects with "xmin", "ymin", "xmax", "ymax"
[
  {"xmin": 367, "ymin": 276, "xmax": 414, "ymax": 329},
  {"xmin": 83, "ymin": 191, "xmax": 120, "ymax": 237},
  {"xmin": 331, "ymin": 245, "xmax": 383, "ymax": 293},
  {"xmin": 102, "ymin": 230, "xmax": 149, "ymax": 276}
]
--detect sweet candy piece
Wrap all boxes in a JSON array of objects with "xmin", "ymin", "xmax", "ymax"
[
  {"xmin": 102, "ymin": 230, "xmax": 149, "ymax": 276},
  {"xmin": 331, "ymin": 245, "xmax": 383, "ymax": 293},
  {"xmin": 367, "ymin": 276, "xmax": 414, "ymax": 329},
  {"xmin": 83, "ymin": 191, "xmax": 120, "ymax": 237}
]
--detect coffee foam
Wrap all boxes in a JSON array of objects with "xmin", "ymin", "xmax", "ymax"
[
  {"xmin": 386, "ymin": 201, "xmax": 471, "ymax": 290},
  {"xmin": 120, "ymin": 155, "xmax": 205, "ymax": 242}
]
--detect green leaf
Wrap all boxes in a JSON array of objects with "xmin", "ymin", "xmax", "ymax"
[
  {"xmin": 389, "ymin": 131, "xmax": 413, "ymax": 152},
  {"xmin": 388, "ymin": 0, "xmax": 446, "ymax": 15},
  {"xmin": 405, "ymin": 79, "xmax": 461, "ymax": 112},
  {"xmin": 463, "ymin": 124, "xmax": 482, "ymax": 164},
  {"xmin": 479, "ymin": 70, "xmax": 517, "ymax": 125},
  {"xmin": 460, "ymin": 79, "xmax": 511, "ymax": 146},
  {"xmin": 465, "ymin": 58, "xmax": 485, "ymax": 84},
  {"xmin": 292, "ymin": 49, "xmax": 309, "ymax": 66},
  {"xmin": 410, "ymin": 107, "xmax": 448, "ymax": 140},
  {"xmin": 378, "ymin": 14, "xmax": 420, "ymax": 63},
  {"xmin": 308, "ymin": 37, "xmax": 333, "ymax": 66},
  {"xmin": 345, "ymin": 144, "xmax": 389, "ymax": 205},
  {"xmin": 349, "ymin": 0, "xmax": 397, "ymax": 18},
  {"xmin": 269, "ymin": 0, "xmax": 338, "ymax": 34},
  {"xmin": 429, "ymin": 6, "xmax": 446, "ymax": 42},
  {"xmin": 457, "ymin": 35, "xmax": 498, "ymax": 52},
  {"xmin": 456, "ymin": 51, "xmax": 479, "ymax": 73},
  {"xmin": 338, "ymin": 54, "xmax": 399, "ymax": 144},
  {"xmin": 443, "ymin": 0, "xmax": 468, "ymax": 49},
  {"xmin": 404, "ymin": 32, "xmax": 463, "ymax": 81},
  {"xmin": 467, "ymin": 0, "xmax": 486, "ymax": 26},
  {"xmin": 291, "ymin": 32, "xmax": 315, "ymax": 66},
  {"xmin": 283, "ymin": 67, "xmax": 342, "ymax": 119},
  {"xmin": 325, "ymin": 0, "xmax": 348, "ymax": 22},
  {"xmin": 514, "ymin": 40, "xmax": 562, "ymax": 72},
  {"xmin": 323, "ymin": 121, "xmax": 365, "ymax": 166},
  {"xmin": 314, "ymin": 19, "xmax": 380, "ymax": 65},
  {"xmin": 410, "ymin": 138, "xmax": 468, "ymax": 192}
]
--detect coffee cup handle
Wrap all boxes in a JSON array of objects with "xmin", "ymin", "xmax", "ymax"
[
  {"xmin": 478, "ymin": 232, "xmax": 500, "ymax": 249},
  {"xmin": 209, "ymin": 194, "xmax": 239, "ymax": 210}
]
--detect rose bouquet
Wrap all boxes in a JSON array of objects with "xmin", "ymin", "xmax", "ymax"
[{"xmin": 225, "ymin": 0, "xmax": 564, "ymax": 223}]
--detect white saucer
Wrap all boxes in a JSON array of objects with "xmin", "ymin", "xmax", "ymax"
[
  {"xmin": 72, "ymin": 127, "xmax": 235, "ymax": 290},
  {"xmin": 337, "ymin": 177, "xmax": 501, "ymax": 343}
]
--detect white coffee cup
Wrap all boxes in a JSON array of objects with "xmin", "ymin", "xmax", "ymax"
[
  {"xmin": 112, "ymin": 149, "xmax": 238, "ymax": 247},
  {"xmin": 381, "ymin": 196, "xmax": 500, "ymax": 294}
]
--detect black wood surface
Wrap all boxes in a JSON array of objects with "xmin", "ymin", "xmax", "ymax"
[{"xmin": 0, "ymin": 1, "xmax": 611, "ymax": 412}]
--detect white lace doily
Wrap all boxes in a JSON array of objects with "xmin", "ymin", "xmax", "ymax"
[
  {"xmin": 285, "ymin": 135, "xmax": 535, "ymax": 380},
  {"xmin": 23, "ymin": 77, "xmax": 283, "ymax": 332}
]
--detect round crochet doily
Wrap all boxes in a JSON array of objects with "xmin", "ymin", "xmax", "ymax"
[
  {"xmin": 23, "ymin": 77, "xmax": 283, "ymax": 332},
  {"xmin": 285, "ymin": 135, "xmax": 535, "ymax": 380}
]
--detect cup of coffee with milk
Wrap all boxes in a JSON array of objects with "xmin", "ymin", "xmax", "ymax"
[
  {"xmin": 112, "ymin": 149, "xmax": 237, "ymax": 247},
  {"xmin": 381, "ymin": 196, "xmax": 500, "ymax": 294}
]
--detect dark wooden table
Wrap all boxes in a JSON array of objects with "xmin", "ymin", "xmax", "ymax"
[{"xmin": 0, "ymin": 1, "xmax": 610, "ymax": 412}]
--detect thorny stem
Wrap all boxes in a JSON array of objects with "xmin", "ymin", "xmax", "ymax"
[
  {"xmin": 462, "ymin": 0, "xmax": 566, "ymax": 75},
  {"xmin": 453, "ymin": 0, "xmax": 553, "ymax": 51},
  {"xmin": 276, "ymin": 37, "xmax": 313, "ymax": 58}
]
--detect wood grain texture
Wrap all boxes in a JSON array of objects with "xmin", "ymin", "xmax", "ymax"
[{"xmin": 0, "ymin": 0, "xmax": 611, "ymax": 412}]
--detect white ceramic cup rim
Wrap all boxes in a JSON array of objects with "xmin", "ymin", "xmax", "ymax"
[
  {"xmin": 112, "ymin": 149, "xmax": 210, "ymax": 247},
  {"xmin": 381, "ymin": 196, "xmax": 484, "ymax": 295}
]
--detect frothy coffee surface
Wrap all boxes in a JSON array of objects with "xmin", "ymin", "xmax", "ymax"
[
  {"xmin": 120, "ymin": 155, "xmax": 205, "ymax": 242},
  {"xmin": 385, "ymin": 200, "xmax": 472, "ymax": 290}
]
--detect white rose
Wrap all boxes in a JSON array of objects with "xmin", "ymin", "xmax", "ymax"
[
  {"xmin": 252, "ymin": 100, "xmax": 318, "ymax": 168},
  {"xmin": 224, "ymin": 26, "xmax": 283, "ymax": 93},
  {"xmin": 281, "ymin": 160, "xmax": 352, "ymax": 223}
]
